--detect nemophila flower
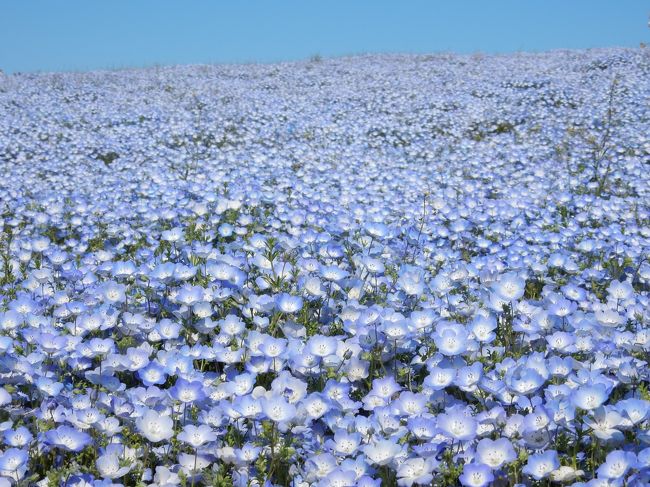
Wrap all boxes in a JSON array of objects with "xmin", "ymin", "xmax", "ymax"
[
  {"xmin": 317, "ymin": 468, "xmax": 357, "ymax": 487},
  {"xmin": 550, "ymin": 466, "xmax": 584, "ymax": 483},
  {"xmin": 374, "ymin": 405, "xmax": 402, "ymax": 433},
  {"xmin": 307, "ymin": 334, "xmax": 338, "ymax": 358},
  {"xmin": 423, "ymin": 366, "xmax": 456, "ymax": 391},
  {"xmin": 258, "ymin": 336, "xmax": 287, "ymax": 358},
  {"xmin": 357, "ymin": 476, "xmax": 382, "ymax": 487},
  {"xmin": 244, "ymin": 355, "xmax": 272, "ymax": 374},
  {"xmin": 437, "ymin": 408, "xmax": 477, "ymax": 442},
  {"xmin": 505, "ymin": 365, "xmax": 546, "ymax": 395},
  {"xmin": 137, "ymin": 361, "xmax": 168, "ymax": 386},
  {"xmin": 456, "ymin": 362, "xmax": 483, "ymax": 392},
  {"xmin": 393, "ymin": 391, "xmax": 428, "ymax": 416},
  {"xmin": 276, "ymin": 293, "xmax": 303, "ymax": 313},
  {"xmin": 340, "ymin": 455, "xmax": 372, "ymax": 481},
  {"xmin": 260, "ymin": 395, "xmax": 296, "ymax": 423},
  {"xmin": 407, "ymin": 416, "xmax": 437, "ymax": 441},
  {"xmin": 231, "ymin": 394, "xmax": 262, "ymax": 419},
  {"xmin": 522, "ymin": 450, "xmax": 560, "ymax": 480},
  {"xmin": 410, "ymin": 309, "xmax": 435, "ymax": 331},
  {"xmin": 320, "ymin": 265, "xmax": 348, "ymax": 282},
  {"xmin": 371, "ymin": 376, "xmax": 401, "ymax": 399},
  {"xmin": 88, "ymin": 337, "xmax": 115, "ymax": 357},
  {"xmin": 96, "ymin": 452, "xmax": 131, "ymax": 479},
  {"xmin": 102, "ymin": 282, "xmax": 126, "ymax": 304},
  {"xmin": 607, "ymin": 280, "xmax": 634, "ymax": 302},
  {"xmin": 178, "ymin": 451, "xmax": 212, "ymax": 475},
  {"xmin": 135, "ymin": 409, "xmax": 174, "ymax": 443},
  {"xmin": 469, "ymin": 314, "xmax": 497, "ymax": 343},
  {"xmin": 548, "ymin": 356, "xmax": 574, "ymax": 378},
  {"xmin": 327, "ymin": 430, "xmax": 362, "ymax": 456},
  {"xmin": 96, "ymin": 416, "xmax": 122, "ymax": 437},
  {"xmin": 304, "ymin": 452, "xmax": 338, "ymax": 480},
  {"xmin": 0, "ymin": 311, "xmax": 22, "ymax": 331},
  {"xmin": 175, "ymin": 285, "xmax": 206, "ymax": 307},
  {"xmin": 492, "ymin": 272, "xmax": 526, "ymax": 301},
  {"xmin": 173, "ymin": 263, "xmax": 197, "ymax": 282},
  {"xmin": 595, "ymin": 308, "xmax": 625, "ymax": 327},
  {"xmin": 169, "ymin": 378, "xmax": 206, "ymax": 403},
  {"xmin": 572, "ymin": 384, "xmax": 609, "ymax": 410},
  {"xmin": 124, "ymin": 347, "xmax": 150, "ymax": 371},
  {"xmin": 219, "ymin": 314, "xmax": 246, "ymax": 336},
  {"xmin": 383, "ymin": 319, "xmax": 410, "ymax": 342},
  {"xmin": 161, "ymin": 227, "xmax": 183, "ymax": 243},
  {"xmin": 616, "ymin": 398, "xmax": 649, "ymax": 426},
  {"xmin": 272, "ymin": 371, "xmax": 308, "ymax": 403},
  {"xmin": 524, "ymin": 406, "xmax": 552, "ymax": 433},
  {"xmin": 0, "ymin": 448, "xmax": 28, "ymax": 480},
  {"xmin": 162, "ymin": 351, "xmax": 194, "ymax": 376},
  {"xmin": 233, "ymin": 443, "xmax": 262, "ymax": 467},
  {"xmin": 151, "ymin": 465, "xmax": 180, "ymax": 486},
  {"xmin": 363, "ymin": 439, "xmax": 403, "ymax": 466},
  {"xmin": 583, "ymin": 407, "xmax": 624, "ymax": 443},
  {"xmin": 430, "ymin": 272, "xmax": 453, "ymax": 296},
  {"xmin": 365, "ymin": 222, "xmax": 390, "ymax": 239},
  {"xmin": 546, "ymin": 331, "xmax": 576, "ymax": 352},
  {"xmin": 301, "ymin": 393, "xmax": 332, "ymax": 420},
  {"xmin": 44, "ymin": 425, "xmax": 93, "ymax": 452},
  {"xmin": 177, "ymin": 424, "xmax": 217, "ymax": 448},
  {"xmin": 396, "ymin": 457, "xmax": 437, "ymax": 487},
  {"xmin": 562, "ymin": 283, "xmax": 587, "ymax": 301},
  {"xmin": 344, "ymin": 357, "xmax": 370, "ymax": 381},
  {"xmin": 397, "ymin": 266, "xmax": 426, "ymax": 296},
  {"xmin": 71, "ymin": 407, "xmax": 106, "ymax": 430},
  {"xmin": 361, "ymin": 256, "xmax": 385, "ymax": 275},
  {"xmin": 638, "ymin": 447, "xmax": 650, "ymax": 469},
  {"xmin": 302, "ymin": 276, "xmax": 327, "ymax": 298},
  {"xmin": 597, "ymin": 450, "xmax": 637, "ymax": 479},
  {"xmin": 4, "ymin": 426, "xmax": 33, "ymax": 448},
  {"xmin": 459, "ymin": 463, "xmax": 494, "ymax": 487},
  {"xmin": 229, "ymin": 373, "xmax": 256, "ymax": 396},
  {"xmin": 155, "ymin": 319, "xmax": 181, "ymax": 340},
  {"xmin": 433, "ymin": 322, "xmax": 469, "ymax": 356},
  {"xmin": 475, "ymin": 437, "xmax": 517, "ymax": 468},
  {"xmin": 549, "ymin": 297, "xmax": 577, "ymax": 318},
  {"xmin": 34, "ymin": 376, "xmax": 64, "ymax": 396},
  {"xmin": 36, "ymin": 332, "xmax": 68, "ymax": 355}
]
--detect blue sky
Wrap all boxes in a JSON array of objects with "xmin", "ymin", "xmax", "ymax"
[{"xmin": 1, "ymin": 1, "xmax": 648, "ymax": 73}]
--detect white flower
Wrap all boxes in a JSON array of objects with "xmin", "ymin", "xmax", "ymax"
[
  {"xmin": 135, "ymin": 409, "xmax": 174, "ymax": 443},
  {"xmin": 96, "ymin": 453, "xmax": 131, "ymax": 479}
]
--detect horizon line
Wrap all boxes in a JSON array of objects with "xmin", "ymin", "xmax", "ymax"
[{"xmin": 2, "ymin": 44, "xmax": 645, "ymax": 76}]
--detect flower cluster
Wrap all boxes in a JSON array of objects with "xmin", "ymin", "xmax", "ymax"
[{"xmin": 0, "ymin": 48, "xmax": 649, "ymax": 486}]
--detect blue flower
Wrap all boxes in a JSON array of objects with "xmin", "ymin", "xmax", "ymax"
[
  {"xmin": 177, "ymin": 424, "xmax": 217, "ymax": 448},
  {"xmin": 572, "ymin": 384, "xmax": 609, "ymax": 410},
  {"xmin": 260, "ymin": 395, "xmax": 297, "ymax": 423},
  {"xmin": 596, "ymin": 450, "xmax": 637, "ymax": 479},
  {"xmin": 437, "ymin": 408, "xmax": 477, "ymax": 442},
  {"xmin": 475, "ymin": 437, "xmax": 517, "ymax": 468},
  {"xmin": 522, "ymin": 450, "xmax": 560, "ymax": 480},
  {"xmin": 135, "ymin": 409, "xmax": 174, "ymax": 443},
  {"xmin": 44, "ymin": 425, "xmax": 93, "ymax": 452},
  {"xmin": 433, "ymin": 322, "xmax": 469, "ymax": 356},
  {"xmin": 169, "ymin": 377, "xmax": 207, "ymax": 403},
  {"xmin": 137, "ymin": 361, "xmax": 168, "ymax": 386},
  {"xmin": 459, "ymin": 463, "xmax": 494, "ymax": 487}
]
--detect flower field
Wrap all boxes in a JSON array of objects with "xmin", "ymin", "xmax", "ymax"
[{"xmin": 0, "ymin": 48, "xmax": 649, "ymax": 486}]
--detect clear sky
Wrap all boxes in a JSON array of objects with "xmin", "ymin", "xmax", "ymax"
[{"xmin": 1, "ymin": 1, "xmax": 648, "ymax": 73}]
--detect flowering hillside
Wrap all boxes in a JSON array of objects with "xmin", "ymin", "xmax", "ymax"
[{"xmin": 0, "ymin": 48, "xmax": 649, "ymax": 486}]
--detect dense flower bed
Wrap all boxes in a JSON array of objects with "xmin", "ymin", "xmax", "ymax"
[{"xmin": 0, "ymin": 48, "xmax": 649, "ymax": 486}]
